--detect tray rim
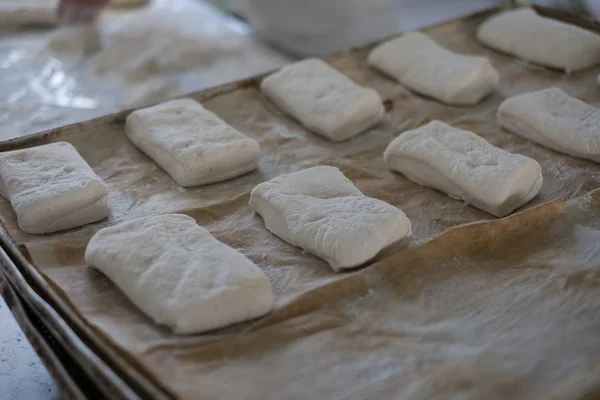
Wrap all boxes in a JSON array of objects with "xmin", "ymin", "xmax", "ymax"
[{"xmin": 2, "ymin": 3, "xmax": 600, "ymax": 399}]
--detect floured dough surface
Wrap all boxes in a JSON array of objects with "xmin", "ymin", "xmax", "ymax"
[
  {"xmin": 368, "ymin": 32, "xmax": 499, "ymax": 105},
  {"xmin": 85, "ymin": 214, "xmax": 274, "ymax": 334},
  {"xmin": 249, "ymin": 166, "xmax": 411, "ymax": 271},
  {"xmin": 0, "ymin": 1, "xmax": 58, "ymax": 27},
  {"xmin": 0, "ymin": 142, "xmax": 109, "ymax": 234},
  {"xmin": 260, "ymin": 59, "xmax": 384, "ymax": 141},
  {"xmin": 476, "ymin": 8, "xmax": 600, "ymax": 73},
  {"xmin": 384, "ymin": 121, "xmax": 543, "ymax": 217},
  {"xmin": 126, "ymin": 98, "xmax": 260, "ymax": 187},
  {"xmin": 498, "ymin": 87, "xmax": 600, "ymax": 163}
]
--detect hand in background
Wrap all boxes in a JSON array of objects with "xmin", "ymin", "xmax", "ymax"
[{"xmin": 58, "ymin": 0, "xmax": 109, "ymax": 24}]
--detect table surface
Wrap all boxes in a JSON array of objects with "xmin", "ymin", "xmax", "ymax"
[{"xmin": 1, "ymin": 1, "xmax": 557, "ymax": 399}]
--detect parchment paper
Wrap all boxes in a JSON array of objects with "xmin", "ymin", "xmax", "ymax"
[{"xmin": 1, "ymin": 8, "xmax": 599, "ymax": 399}]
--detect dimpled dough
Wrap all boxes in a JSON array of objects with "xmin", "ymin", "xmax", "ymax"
[
  {"xmin": 260, "ymin": 59, "xmax": 385, "ymax": 142},
  {"xmin": 249, "ymin": 166, "xmax": 412, "ymax": 272},
  {"xmin": 368, "ymin": 32, "xmax": 499, "ymax": 105},
  {"xmin": 0, "ymin": 142, "xmax": 110, "ymax": 234},
  {"xmin": 85, "ymin": 214, "xmax": 274, "ymax": 334},
  {"xmin": 126, "ymin": 98, "xmax": 260, "ymax": 187},
  {"xmin": 476, "ymin": 8, "xmax": 600, "ymax": 73},
  {"xmin": 384, "ymin": 121, "xmax": 543, "ymax": 217},
  {"xmin": 498, "ymin": 87, "xmax": 600, "ymax": 163}
]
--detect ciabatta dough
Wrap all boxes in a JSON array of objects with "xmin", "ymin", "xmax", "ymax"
[
  {"xmin": 249, "ymin": 166, "xmax": 411, "ymax": 271},
  {"xmin": 0, "ymin": 142, "xmax": 110, "ymax": 234},
  {"xmin": 497, "ymin": 87, "xmax": 600, "ymax": 163},
  {"xmin": 125, "ymin": 98, "xmax": 260, "ymax": 187},
  {"xmin": 85, "ymin": 214, "xmax": 274, "ymax": 334},
  {"xmin": 476, "ymin": 8, "xmax": 600, "ymax": 73},
  {"xmin": 260, "ymin": 59, "xmax": 384, "ymax": 142},
  {"xmin": 384, "ymin": 121, "xmax": 542, "ymax": 217},
  {"xmin": 368, "ymin": 32, "xmax": 499, "ymax": 105}
]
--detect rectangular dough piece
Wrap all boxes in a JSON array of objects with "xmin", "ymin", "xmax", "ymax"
[
  {"xmin": 0, "ymin": 142, "xmax": 109, "ymax": 234},
  {"xmin": 368, "ymin": 32, "xmax": 499, "ymax": 106},
  {"xmin": 384, "ymin": 121, "xmax": 543, "ymax": 217},
  {"xmin": 85, "ymin": 214, "xmax": 274, "ymax": 334},
  {"xmin": 249, "ymin": 166, "xmax": 411, "ymax": 272},
  {"xmin": 476, "ymin": 8, "xmax": 600, "ymax": 73},
  {"xmin": 126, "ymin": 98, "xmax": 260, "ymax": 187},
  {"xmin": 497, "ymin": 87, "xmax": 600, "ymax": 163},
  {"xmin": 260, "ymin": 59, "xmax": 385, "ymax": 142}
]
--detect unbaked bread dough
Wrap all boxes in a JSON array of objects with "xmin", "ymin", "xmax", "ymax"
[
  {"xmin": 497, "ymin": 87, "xmax": 600, "ymax": 163},
  {"xmin": 384, "ymin": 121, "xmax": 543, "ymax": 217},
  {"xmin": 476, "ymin": 8, "xmax": 600, "ymax": 73},
  {"xmin": 368, "ymin": 32, "xmax": 499, "ymax": 105},
  {"xmin": 125, "ymin": 98, "xmax": 260, "ymax": 187},
  {"xmin": 85, "ymin": 214, "xmax": 274, "ymax": 334},
  {"xmin": 0, "ymin": 142, "xmax": 110, "ymax": 234},
  {"xmin": 260, "ymin": 59, "xmax": 384, "ymax": 141},
  {"xmin": 0, "ymin": 1, "xmax": 58, "ymax": 27},
  {"xmin": 249, "ymin": 166, "xmax": 412, "ymax": 271}
]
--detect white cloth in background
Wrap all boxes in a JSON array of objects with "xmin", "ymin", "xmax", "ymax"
[
  {"xmin": 231, "ymin": 0, "xmax": 505, "ymax": 57},
  {"xmin": 231, "ymin": 0, "xmax": 401, "ymax": 57}
]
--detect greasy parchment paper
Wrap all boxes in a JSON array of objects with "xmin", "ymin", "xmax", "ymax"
[{"xmin": 1, "ymin": 7, "xmax": 600, "ymax": 399}]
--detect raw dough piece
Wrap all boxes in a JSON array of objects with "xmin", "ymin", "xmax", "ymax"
[
  {"xmin": 368, "ymin": 32, "xmax": 499, "ymax": 105},
  {"xmin": 249, "ymin": 166, "xmax": 411, "ymax": 271},
  {"xmin": 0, "ymin": 1, "xmax": 58, "ymax": 27},
  {"xmin": 0, "ymin": 142, "xmax": 110, "ymax": 234},
  {"xmin": 476, "ymin": 8, "xmax": 600, "ymax": 73},
  {"xmin": 497, "ymin": 87, "xmax": 600, "ymax": 163},
  {"xmin": 126, "ymin": 98, "xmax": 260, "ymax": 187},
  {"xmin": 384, "ymin": 121, "xmax": 542, "ymax": 217},
  {"xmin": 260, "ymin": 59, "xmax": 384, "ymax": 141},
  {"xmin": 85, "ymin": 214, "xmax": 274, "ymax": 334}
]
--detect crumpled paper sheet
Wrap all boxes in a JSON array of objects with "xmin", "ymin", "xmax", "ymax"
[{"xmin": 1, "ymin": 9, "xmax": 600, "ymax": 400}]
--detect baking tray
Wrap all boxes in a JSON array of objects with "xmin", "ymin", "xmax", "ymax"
[{"xmin": 1, "ymin": 4, "xmax": 600, "ymax": 399}]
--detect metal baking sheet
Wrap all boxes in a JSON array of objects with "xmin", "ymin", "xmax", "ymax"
[{"xmin": 1, "ymin": 5, "xmax": 599, "ymax": 399}]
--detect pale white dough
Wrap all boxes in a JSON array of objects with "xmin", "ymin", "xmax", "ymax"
[
  {"xmin": 0, "ymin": 142, "xmax": 110, "ymax": 234},
  {"xmin": 85, "ymin": 214, "xmax": 274, "ymax": 334},
  {"xmin": 368, "ymin": 32, "xmax": 499, "ymax": 105},
  {"xmin": 249, "ymin": 166, "xmax": 411, "ymax": 271},
  {"xmin": 260, "ymin": 59, "xmax": 384, "ymax": 141},
  {"xmin": 0, "ymin": 1, "xmax": 58, "ymax": 27},
  {"xmin": 476, "ymin": 8, "xmax": 600, "ymax": 73},
  {"xmin": 125, "ymin": 98, "xmax": 260, "ymax": 187},
  {"xmin": 384, "ymin": 121, "xmax": 542, "ymax": 217},
  {"xmin": 497, "ymin": 87, "xmax": 600, "ymax": 163}
]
